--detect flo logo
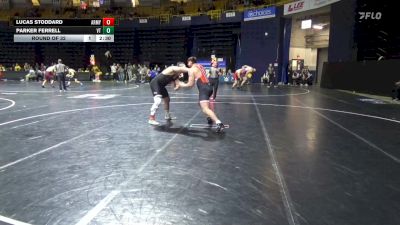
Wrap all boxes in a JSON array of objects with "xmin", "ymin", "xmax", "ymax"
[{"xmin": 359, "ymin": 12, "xmax": 382, "ymax": 20}]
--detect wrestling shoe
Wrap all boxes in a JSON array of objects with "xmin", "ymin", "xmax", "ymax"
[
  {"xmin": 216, "ymin": 123, "xmax": 225, "ymax": 133},
  {"xmin": 148, "ymin": 119, "xmax": 160, "ymax": 125},
  {"xmin": 164, "ymin": 113, "xmax": 176, "ymax": 120}
]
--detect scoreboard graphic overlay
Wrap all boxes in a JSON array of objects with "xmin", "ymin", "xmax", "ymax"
[{"xmin": 13, "ymin": 18, "xmax": 115, "ymax": 42}]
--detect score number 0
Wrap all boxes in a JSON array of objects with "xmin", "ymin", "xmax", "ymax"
[{"xmin": 102, "ymin": 18, "xmax": 115, "ymax": 26}]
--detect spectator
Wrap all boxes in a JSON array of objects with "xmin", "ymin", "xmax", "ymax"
[
  {"xmin": 292, "ymin": 70, "xmax": 301, "ymax": 86},
  {"xmin": 224, "ymin": 69, "xmax": 233, "ymax": 83},
  {"xmin": 266, "ymin": 63, "xmax": 277, "ymax": 88},
  {"xmin": 301, "ymin": 66, "xmax": 313, "ymax": 86},
  {"xmin": 154, "ymin": 64, "xmax": 161, "ymax": 73},
  {"xmin": 139, "ymin": 65, "xmax": 148, "ymax": 83},
  {"xmin": 40, "ymin": 63, "xmax": 46, "ymax": 73},
  {"xmin": 132, "ymin": 64, "xmax": 139, "ymax": 83},
  {"xmin": 31, "ymin": 63, "xmax": 42, "ymax": 82},
  {"xmin": 219, "ymin": 69, "xmax": 225, "ymax": 83},
  {"xmin": 0, "ymin": 64, "xmax": 5, "ymax": 80},
  {"xmin": 261, "ymin": 70, "xmax": 269, "ymax": 85},
  {"xmin": 110, "ymin": 63, "xmax": 117, "ymax": 81},
  {"xmin": 23, "ymin": 62, "xmax": 30, "ymax": 71},
  {"xmin": 148, "ymin": 68, "xmax": 157, "ymax": 82},
  {"xmin": 14, "ymin": 63, "xmax": 22, "ymax": 71},
  {"xmin": 127, "ymin": 63, "xmax": 133, "ymax": 82},
  {"xmin": 287, "ymin": 70, "xmax": 293, "ymax": 85},
  {"xmin": 91, "ymin": 65, "xmax": 102, "ymax": 82},
  {"xmin": 117, "ymin": 63, "xmax": 125, "ymax": 82}
]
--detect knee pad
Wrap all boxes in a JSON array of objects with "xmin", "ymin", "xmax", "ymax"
[
  {"xmin": 151, "ymin": 95, "xmax": 162, "ymax": 115},
  {"xmin": 154, "ymin": 95, "xmax": 162, "ymax": 105}
]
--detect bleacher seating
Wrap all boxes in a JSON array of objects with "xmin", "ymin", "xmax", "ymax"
[
  {"xmin": 0, "ymin": 0, "xmax": 293, "ymax": 21},
  {"xmin": 40, "ymin": 43, "xmax": 86, "ymax": 68},
  {"xmin": 191, "ymin": 23, "xmax": 240, "ymax": 68},
  {"xmin": 90, "ymin": 28, "xmax": 136, "ymax": 64},
  {"xmin": 137, "ymin": 27, "xmax": 187, "ymax": 64},
  {"xmin": 0, "ymin": 22, "xmax": 36, "ymax": 67}
]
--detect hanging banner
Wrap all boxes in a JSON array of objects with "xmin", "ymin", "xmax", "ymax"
[
  {"xmin": 244, "ymin": 6, "xmax": 276, "ymax": 21},
  {"xmin": 284, "ymin": 0, "xmax": 342, "ymax": 15},
  {"xmin": 310, "ymin": 0, "xmax": 341, "ymax": 9},
  {"xmin": 284, "ymin": 0, "xmax": 310, "ymax": 15}
]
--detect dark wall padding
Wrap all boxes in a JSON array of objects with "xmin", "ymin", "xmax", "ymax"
[
  {"xmin": 328, "ymin": 0, "xmax": 356, "ymax": 63},
  {"xmin": 320, "ymin": 59, "xmax": 400, "ymax": 96},
  {"xmin": 238, "ymin": 14, "xmax": 281, "ymax": 83}
]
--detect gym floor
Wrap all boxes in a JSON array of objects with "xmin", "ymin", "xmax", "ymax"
[{"xmin": 0, "ymin": 81, "xmax": 399, "ymax": 225}]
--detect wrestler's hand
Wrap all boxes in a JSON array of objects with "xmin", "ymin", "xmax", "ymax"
[{"xmin": 174, "ymin": 84, "xmax": 180, "ymax": 90}]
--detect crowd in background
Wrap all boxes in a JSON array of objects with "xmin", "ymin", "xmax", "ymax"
[
  {"xmin": 288, "ymin": 66, "xmax": 313, "ymax": 86},
  {"xmin": 0, "ymin": 61, "xmax": 314, "ymax": 86},
  {"xmin": 92, "ymin": 62, "xmax": 236, "ymax": 84},
  {"xmin": 0, "ymin": 62, "xmax": 48, "ymax": 82},
  {"xmin": 5, "ymin": 61, "xmax": 398, "ymax": 102},
  {"xmin": 7, "ymin": 0, "xmax": 276, "ymax": 20},
  {"xmin": 92, "ymin": 63, "xmax": 163, "ymax": 83},
  {"xmin": 260, "ymin": 63, "xmax": 313, "ymax": 87}
]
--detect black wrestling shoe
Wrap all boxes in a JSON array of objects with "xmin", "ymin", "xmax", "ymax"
[
  {"xmin": 207, "ymin": 117, "xmax": 213, "ymax": 125},
  {"xmin": 216, "ymin": 123, "xmax": 225, "ymax": 133}
]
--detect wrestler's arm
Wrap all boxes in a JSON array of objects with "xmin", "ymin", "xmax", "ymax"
[
  {"xmin": 173, "ymin": 79, "xmax": 180, "ymax": 90},
  {"xmin": 172, "ymin": 66, "xmax": 188, "ymax": 74},
  {"xmin": 179, "ymin": 68, "xmax": 196, "ymax": 88}
]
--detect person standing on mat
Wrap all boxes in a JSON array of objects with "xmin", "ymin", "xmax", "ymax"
[
  {"xmin": 208, "ymin": 60, "xmax": 221, "ymax": 101},
  {"xmin": 266, "ymin": 63, "xmax": 276, "ymax": 88},
  {"xmin": 148, "ymin": 62, "xmax": 189, "ymax": 126},
  {"xmin": 177, "ymin": 56, "xmax": 225, "ymax": 133},
  {"xmin": 55, "ymin": 59, "xmax": 67, "ymax": 92}
]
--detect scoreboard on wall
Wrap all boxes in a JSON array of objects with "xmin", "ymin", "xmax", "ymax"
[{"xmin": 12, "ymin": 18, "xmax": 115, "ymax": 42}]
